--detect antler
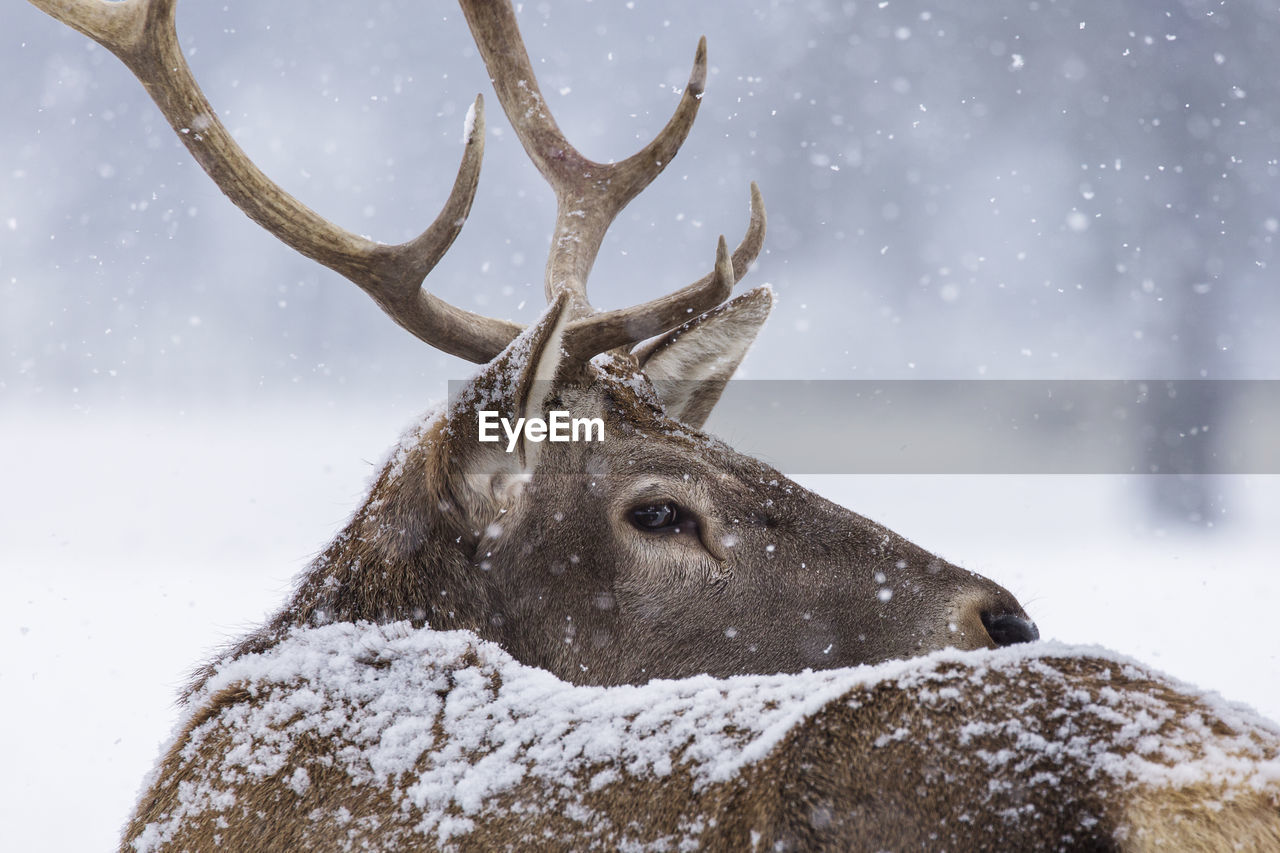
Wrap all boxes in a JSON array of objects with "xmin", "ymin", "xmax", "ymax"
[
  {"xmin": 458, "ymin": 0, "xmax": 766, "ymax": 359},
  {"xmin": 32, "ymin": 0, "xmax": 766, "ymax": 365},
  {"xmin": 28, "ymin": 0, "xmax": 519, "ymax": 363}
]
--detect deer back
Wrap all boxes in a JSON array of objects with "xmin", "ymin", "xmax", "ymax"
[{"xmin": 125, "ymin": 623, "xmax": 1280, "ymax": 852}]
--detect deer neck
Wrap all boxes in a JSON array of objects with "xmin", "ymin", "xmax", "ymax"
[
  {"xmin": 186, "ymin": 413, "xmax": 498, "ymax": 699},
  {"xmin": 293, "ymin": 417, "xmax": 497, "ymax": 633}
]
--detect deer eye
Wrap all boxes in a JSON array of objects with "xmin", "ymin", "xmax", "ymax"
[{"xmin": 630, "ymin": 502, "xmax": 681, "ymax": 531}]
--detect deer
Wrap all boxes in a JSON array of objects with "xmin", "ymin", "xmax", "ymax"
[{"xmin": 27, "ymin": 0, "xmax": 1280, "ymax": 850}]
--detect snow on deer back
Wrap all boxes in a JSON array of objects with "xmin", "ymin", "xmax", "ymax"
[{"xmin": 127, "ymin": 622, "xmax": 1280, "ymax": 851}]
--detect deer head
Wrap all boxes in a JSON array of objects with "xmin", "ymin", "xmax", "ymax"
[{"xmin": 31, "ymin": 0, "xmax": 1038, "ymax": 690}]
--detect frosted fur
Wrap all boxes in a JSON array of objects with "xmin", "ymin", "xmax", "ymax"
[{"xmin": 130, "ymin": 623, "xmax": 1280, "ymax": 850}]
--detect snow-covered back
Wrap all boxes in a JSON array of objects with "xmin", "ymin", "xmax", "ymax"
[{"xmin": 131, "ymin": 621, "xmax": 1280, "ymax": 850}]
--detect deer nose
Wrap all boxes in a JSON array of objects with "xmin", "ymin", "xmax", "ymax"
[{"xmin": 981, "ymin": 610, "xmax": 1040, "ymax": 646}]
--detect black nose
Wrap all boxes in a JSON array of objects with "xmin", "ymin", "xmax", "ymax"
[{"xmin": 981, "ymin": 611, "xmax": 1040, "ymax": 646}]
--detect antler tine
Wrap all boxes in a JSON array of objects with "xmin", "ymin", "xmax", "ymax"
[
  {"xmin": 29, "ymin": 0, "xmax": 521, "ymax": 364},
  {"xmin": 565, "ymin": 183, "xmax": 767, "ymax": 359},
  {"xmin": 458, "ymin": 0, "xmax": 706, "ymax": 317}
]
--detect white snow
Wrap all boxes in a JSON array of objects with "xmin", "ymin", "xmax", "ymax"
[
  {"xmin": 150, "ymin": 620, "xmax": 865, "ymax": 846},
  {"xmin": 462, "ymin": 100, "xmax": 479, "ymax": 144}
]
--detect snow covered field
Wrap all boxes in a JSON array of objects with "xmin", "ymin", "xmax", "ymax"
[{"xmin": 2, "ymin": 404, "xmax": 1276, "ymax": 851}]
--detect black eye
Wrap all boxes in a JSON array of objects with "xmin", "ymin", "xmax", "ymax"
[{"xmin": 630, "ymin": 502, "xmax": 680, "ymax": 531}]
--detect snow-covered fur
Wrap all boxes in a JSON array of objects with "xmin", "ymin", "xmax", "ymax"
[{"xmin": 125, "ymin": 623, "xmax": 1280, "ymax": 851}]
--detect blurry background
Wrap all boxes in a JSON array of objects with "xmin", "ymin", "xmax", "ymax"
[{"xmin": 3, "ymin": 1, "xmax": 1278, "ymax": 848}]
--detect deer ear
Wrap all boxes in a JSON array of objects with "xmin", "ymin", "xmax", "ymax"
[
  {"xmin": 441, "ymin": 296, "xmax": 571, "ymax": 508},
  {"xmin": 512, "ymin": 294, "xmax": 572, "ymax": 470},
  {"xmin": 633, "ymin": 286, "xmax": 772, "ymax": 429}
]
